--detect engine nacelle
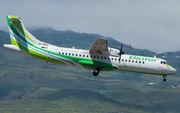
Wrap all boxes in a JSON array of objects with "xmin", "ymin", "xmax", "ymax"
[
  {"xmin": 108, "ymin": 48, "xmax": 120, "ymax": 56},
  {"xmin": 99, "ymin": 48, "xmax": 119, "ymax": 56}
]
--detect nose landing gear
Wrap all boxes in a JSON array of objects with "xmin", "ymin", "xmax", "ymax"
[
  {"xmin": 93, "ymin": 67, "xmax": 102, "ymax": 76},
  {"xmin": 163, "ymin": 78, "xmax": 166, "ymax": 82},
  {"xmin": 162, "ymin": 75, "xmax": 167, "ymax": 82}
]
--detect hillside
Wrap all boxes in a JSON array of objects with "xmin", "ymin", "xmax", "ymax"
[{"xmin": 0, "ymin": 28, "xmax": 180, "ymax": 112}]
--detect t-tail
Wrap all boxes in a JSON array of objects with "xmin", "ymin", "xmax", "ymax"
[{"xmin": 4, "ymin": 15, "xmax": 42, "ymax": 56}]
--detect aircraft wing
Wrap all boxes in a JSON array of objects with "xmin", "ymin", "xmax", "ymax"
[{"xmin": 89, "ymin": 38, "xmax": 108, "ymax": 54}]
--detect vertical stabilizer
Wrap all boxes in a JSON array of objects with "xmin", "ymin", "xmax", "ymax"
[{"xmin": 6, "ymin": 15, "xmax": 41, "ymax": 48}]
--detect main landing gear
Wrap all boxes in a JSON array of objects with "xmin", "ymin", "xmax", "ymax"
[
  {"xmin": 162, "ymin": 75, "xmax": 167, "ymax": 82},
  {"xmin": 93, "ymin": 67, "xmax": 102, "ymax": 76}
]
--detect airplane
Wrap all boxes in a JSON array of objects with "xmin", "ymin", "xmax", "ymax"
[{"xmin": 3, "ymin": 15, "xmax": 177, "ymax": 82}]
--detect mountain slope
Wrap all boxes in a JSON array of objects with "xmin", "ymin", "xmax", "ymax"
[{"xmin": 0, "ymin": 28, "xmax": 180, "ymax": 113}]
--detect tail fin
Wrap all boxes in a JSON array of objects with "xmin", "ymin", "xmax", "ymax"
[{"xmin": 6, "ymin": 15, "xmax": 41, "ymax": 47}]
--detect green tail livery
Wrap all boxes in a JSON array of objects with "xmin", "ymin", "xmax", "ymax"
[{"xmin": 4, "ymin": 15, "xmax": 177, "ymax": 82}]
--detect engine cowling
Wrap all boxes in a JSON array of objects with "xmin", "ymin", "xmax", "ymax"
[
  {"xmin": 108, "ymin": 48, "xmax": 120, "ymax": 56},
  {"xmin": 99, "ymin": 48, "xmax": 120, "ymax": 56}
]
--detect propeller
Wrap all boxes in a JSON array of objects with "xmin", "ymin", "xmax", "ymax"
[{"xmin": 118, "ymin": 42, "xmax": 124, "ymax": 63}]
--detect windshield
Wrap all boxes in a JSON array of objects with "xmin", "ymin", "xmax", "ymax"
[{"xmin": 160, "ymin": 61, "xmax": 167, "ymax": 64}]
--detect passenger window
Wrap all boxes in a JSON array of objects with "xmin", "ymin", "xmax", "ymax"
[
  {"xmin": 59, "ymin": 52, "xmax": 61, "ymax": 54},
  {"xmin": 104, "ymin": 57, "xmax": 106, "ymax": 59},
  {"xmin": 94, "ymin": 56, "xmax": 96, "ymax": 58},
  {"xmin": 97, "ymin": 56, "xmax": 99, "ymax": 59},
  {"xmin": 101, "ymin": 57, "xmax": 103, "ymax": 59},
  {"xmin": 161, "ymin": 61, "xmax": 163, "ymax": 64},
  {"xmin": 76, "ymin": 54, "xmax": 78, "ymax": 56},
  {"xmin": 69, "ymin": 53, "xmax": 71, "ymax": 56},
  {"xmin": 122, "ymin": 59, "xmax": 124, "ymax": 61},
  {"xmin": 129, "ymin": 60, "xmax": 131, "ymax": 62},
  {"xmin": 83, "ymin": 55, "xmax": 85, "ymax": 57},
  {"xmin": 139, "ymin": 61, "xmax": 141, "ymax": 63},
  {"xmin": 111, "ymin": 58, "xmax": 113, "ymax": 60},
  {"xmin": 108, "ymin": 57, "xmax": 110, "ymax": 60},
  {"xmin": 62, "ymin": 53, "xmax": 64, "ymax": 55},
  {"xmin": 72, "ymin": 54, "xmax": 74, "ymax": 56},
  {"xmin": 65, "ymin": 53, "xmax": 67, "ymax": 55},
  {"xmin": 115, "ymin": 58, "xmax": 117, "ymax": 61},
  {"xmin": 79, "ymin": 54, "xmax": 81, "ymax": 57},
  {"xmin": 125, "ymin": 60, "xmax": 127, "ymax": 62},
  {"xmin": 142, "ymin": 61, "xmax": 144, "ymax": 64},
  {"xmin": 132, "ymin": 60, "xmax": 134, "ymax": 63},
  {"xmin": 87, "ymin": 55, "xmax": 89, "ymax": 58},
  {"xmin": 164, "ymin": 62, "xmax": 166, "ymax": 64},
  {"xmin": 135, "ymin": 61, "xmax": 137, "ymax": 63},
  {"xmin": 91, "ymin": 56, "xmax": 92, "ymax": 58}
]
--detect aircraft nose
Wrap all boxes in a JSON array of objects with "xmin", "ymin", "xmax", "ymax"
[
  {"xmin": 169, "ymin": 65, "xmax": 177, "ymax": 74},
  {"xmin": 171, "ymin": 67, "xmax": 177, "ymax": 74},
  {"xmin": 165, "ymin": 64, "xmax": 177, "ymax": 74}
]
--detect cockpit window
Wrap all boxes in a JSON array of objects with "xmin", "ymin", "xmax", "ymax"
[{"xmin": 160, "ymin": 61, "xmax": 167, "ymax": 64}]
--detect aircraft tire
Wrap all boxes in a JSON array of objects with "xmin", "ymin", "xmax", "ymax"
[
  {"xmin": 163, "ymin": 78, "xmax": 166, "ymax": 82},
  {"xmin": 93, "ymin": 69, "xmax": 99, "ymax": 76}
]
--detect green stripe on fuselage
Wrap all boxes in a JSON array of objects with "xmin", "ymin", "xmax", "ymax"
[{"xmin": 60, "ymin": 55, "xmax": 117, "ymax": 71}]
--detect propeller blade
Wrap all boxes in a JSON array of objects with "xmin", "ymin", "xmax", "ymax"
[
  {"xmin": 119, "ymin": 42, "xmax": 123, "ymax": 63},
  {"xmin": 120, "ymin": 42, "xmax": 123, "ymax": 52},
  {"xmin": 119, "ymin": 55, "xmax": 121, "ymax": 63}
]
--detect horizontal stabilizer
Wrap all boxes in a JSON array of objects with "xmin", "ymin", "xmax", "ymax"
[
  {"xmin": 4, "ymin": 44, "xmax": 20, "ymax": 52},
  {"xmin": 3, "ymin": 44, "xmax": 31, "ymax": 56}
]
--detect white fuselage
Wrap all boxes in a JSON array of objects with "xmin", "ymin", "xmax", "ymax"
[{"xmin": 42, "ymin": 44, "xmax": 176, "ymax": 76}]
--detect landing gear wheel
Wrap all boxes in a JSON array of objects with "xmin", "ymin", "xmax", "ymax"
[
  {"xmin": 163, "ymin": 78, "xmax": 166, "ymax": 82},
  {"xmin": 93, "ymin": 67, "xmax": 102, "ymax": 76},
  {"xmin": 162, "ymin": 75, "xmax": 167, "ymax": 82},
  {"xmin": 93, "ymin": 69, "xmax": 99, "ymax": 76}
]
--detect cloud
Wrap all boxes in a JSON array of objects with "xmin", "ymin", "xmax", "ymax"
[{"xmin": 1, "ymin": 0, "xmax": 180, "ymax": 53}]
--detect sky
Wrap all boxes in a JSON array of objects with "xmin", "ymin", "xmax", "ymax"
[{"xmin": 1, "ymin": 0, "xmax": 180, "ymax": 53}]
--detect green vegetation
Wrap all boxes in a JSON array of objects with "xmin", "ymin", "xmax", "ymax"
[{"xmin": 0, "ymin": 29, "xmax": 180, "ymax": 112}]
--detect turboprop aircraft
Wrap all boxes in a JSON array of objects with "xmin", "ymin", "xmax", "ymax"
[{"xmin": 4, "ymin": 15, "xmax": 177, "ymax": 82}]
